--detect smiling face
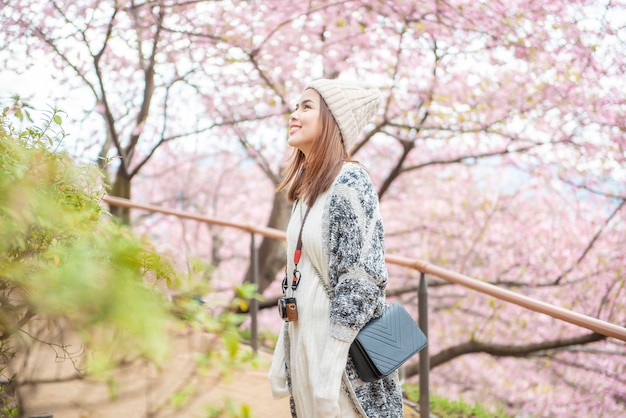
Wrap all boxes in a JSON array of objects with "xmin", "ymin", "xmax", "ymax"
[{"xmin": 288, "ymin": 88, "xmax": 322, "ymax": 157}]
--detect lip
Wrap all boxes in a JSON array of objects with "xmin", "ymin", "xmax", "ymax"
[{"xmin": 289, "ymin": 125, "xmax": 301, "ymax": 135}]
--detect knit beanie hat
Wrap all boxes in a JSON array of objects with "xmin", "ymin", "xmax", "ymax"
[{"xmin": 307, "ymin": 79, "xmax": 381, "ymax": 153}]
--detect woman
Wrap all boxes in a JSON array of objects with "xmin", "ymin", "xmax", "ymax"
[{"xmin": 268, "ymin": 78, "xmax": 404, "ymax": 417}]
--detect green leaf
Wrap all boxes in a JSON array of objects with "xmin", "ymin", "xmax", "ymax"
[{"xmin": 222, "ymin": 330, "xmax": 240, "ymax": 359}]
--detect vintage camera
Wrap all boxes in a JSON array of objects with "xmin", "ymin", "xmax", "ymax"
[{"xmin": 277, "ymin": 297, "xmax": 298, "ymax": 322}]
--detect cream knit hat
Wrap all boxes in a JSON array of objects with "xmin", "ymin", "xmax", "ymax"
[{"xmin": 307, "ymin": 79, "xmax": 382, "ymax": 154}]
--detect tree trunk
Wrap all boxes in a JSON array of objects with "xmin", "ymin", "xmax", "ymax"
[
  {"xmin": 244, "ymin": 190, "xmax": 291, "ymax": 294},
  {"xmin": 109, "ymin": 169, "xmax": 131, "ymax": 225}
]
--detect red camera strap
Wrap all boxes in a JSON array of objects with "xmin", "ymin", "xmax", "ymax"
[
  {"xmin": 291, "ymin": 204, "xmax": 311, "ymax": 291},
  {"xmin": 294, "ymin": 205, "xmax": 311, "ymax": 264},
  {"xmin": 282, "ymin": 202, "xmax": 311, "ymax": 294}
]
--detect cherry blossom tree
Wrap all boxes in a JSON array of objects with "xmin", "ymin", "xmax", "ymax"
[{"xmin": 1, "ymin": 0, "xmax": 625, "ymax": 415}]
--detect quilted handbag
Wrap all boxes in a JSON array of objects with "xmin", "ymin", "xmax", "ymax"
[{"xmin": 349, "ymin": 302, "xmax": 427, "ymax": 382}]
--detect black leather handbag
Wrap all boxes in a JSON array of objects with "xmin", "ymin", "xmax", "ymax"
[{"xmin": 349, "ymin": 302, "xmax": 427, "ymax": 382}]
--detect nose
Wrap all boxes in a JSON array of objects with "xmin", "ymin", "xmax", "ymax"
[{"xmin": 290, "ymin": 108, "xmax": 299, "ymax": 122}]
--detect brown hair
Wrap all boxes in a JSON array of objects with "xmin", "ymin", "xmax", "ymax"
[{"xmin": 277, "ymin": 89, "xmax": 350, "ymax": 206}]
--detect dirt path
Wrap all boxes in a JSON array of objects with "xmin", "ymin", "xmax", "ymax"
[{"xmin": 12, "ymin": 329, "xmax": 419, "ymax": 417}]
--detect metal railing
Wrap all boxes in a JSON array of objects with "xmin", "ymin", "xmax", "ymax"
[{"xmin": 103, "ymin": 195, "xmax": 626, "ymax": 417}]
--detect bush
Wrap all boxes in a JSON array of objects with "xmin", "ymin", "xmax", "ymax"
[
  {"xmin": 403, "ymin": 382, "xmax": 511, "ymax": 418},
  {"xmin": 0, "ymin": 107, "xmax": 175, "ymax": 375},
  {"xmin": 0, "ymin": 104, "xmax": 261, "ymax": 416},
  {"xmin": 0, "ymin": 107, "xmax": 248, "ymax": 414}
]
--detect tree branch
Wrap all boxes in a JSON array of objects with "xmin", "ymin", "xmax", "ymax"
[
  {"xmin": 405, "ymin": 331, "xmax": 608, "ymax": 378},
  {"xmin": 124, "ymin": 4, "xmax": 164, "ymax": 169},
  {"xmin": 554, "ymin": 198, "xmax": 626, "ymax": 284}
]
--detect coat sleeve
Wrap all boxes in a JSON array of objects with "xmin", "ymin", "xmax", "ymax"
[
  {"xmin": 313, "ymin": 165, "xmax": 389, "ymax": 416},
  {"xmin": 324, "ymin": 165, "xmax": 388, "ymax": 343},
  {"xmin": 268, "ymin": 322, "xmax": 289, "ymax": 399}
]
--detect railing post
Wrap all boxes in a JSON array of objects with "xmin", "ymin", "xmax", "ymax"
[
  {"xmin": 250, "ymin": 232, "xmax": 259, "ymax": 353},
  {"xmin": 418, "ymin": 272, "xmax": 430, "ymax": 417}
]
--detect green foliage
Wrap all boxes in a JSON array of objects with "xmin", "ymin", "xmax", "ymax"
[
  {"xmin": 403, "ymin": 383, "xmax": 511, "ymax": 418},
  {"xmin": 173, "ymin": 277, "xmax": 261, "ymax": 378},
  {"xmin": 204, "ymin": 397, "xmax": 252, "ymax": 418},
  {"xmin": 169, "ymin": 383, "xmax": 196, "ymax": 409},
  {"xmin": 0, "ymin": 107, "xmax": 174, "ymax": 375},
  {"xmin": 0, "ymin": 106, "xmax": 263, "ymax": 415},
  {"xmin": 0, "ymin": 370, "xmax": 19, "ymax": 418},
  {"xmin": 0, "ymin": 404, "xmax": 19, "ymax": 418}
]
